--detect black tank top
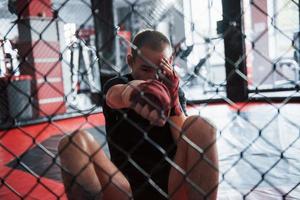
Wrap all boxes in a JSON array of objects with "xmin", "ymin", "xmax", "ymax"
[{"xmin": 102, "ymin": 74, "xmax": 186, "ymax": 200}]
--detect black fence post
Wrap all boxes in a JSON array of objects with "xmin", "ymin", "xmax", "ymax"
[
  {"xmin": 91, "ymin": 0, "xmax": 116, "ymax": 90},
  {"xmin": 221, "ymin": 0, "xmax": 248, "ymax": 102}
]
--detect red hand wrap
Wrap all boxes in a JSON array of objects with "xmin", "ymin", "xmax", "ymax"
[
  {"xmin": 129, "ymin": 80, "xmax": 172, "ymax": 117},
  {"xmin": 160, "ymin": 71, "xmax": 181, "ymax": 116}
]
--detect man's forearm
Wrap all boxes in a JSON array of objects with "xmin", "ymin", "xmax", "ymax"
[
  {"xmin": 169, "ymin": 113, "xmax": 187, "ymax": 142},
  {"xmin": 106, "ymin": 80, "xmax": 145, "ymax": 109},
  {"xmin": 106, "ymin": 84, "xmax": 128, "ymax": 109}
]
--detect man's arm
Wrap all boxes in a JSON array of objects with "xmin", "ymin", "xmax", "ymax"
[
  {"xmin": 106, "ymin": 80, "xmax": 167, "ymax": 126},
  {"xmin": 169, "ymin": 113, "xmax": 186, "ymax": 141},
  {"xmin": 106, "ymin": 80, "xmax": 145, "ymax": 109},
  {"xmin": 107, "ymin": 81, "xmax": 187, "ymax": 135}
]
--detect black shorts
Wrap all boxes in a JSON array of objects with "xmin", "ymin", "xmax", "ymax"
[
  {"xmin": 112, "ymin": 155, "xmax": 172, "ymax": 200},
  {"xmin": 125, "ymin": 163, "xmax": 170, "ymax": 200}
]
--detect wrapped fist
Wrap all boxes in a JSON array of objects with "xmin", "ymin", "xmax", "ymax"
[
  {"xmin": 123, "ymin": 80, "xmax": 172, "ymax": 126},
  {"xmin": 158, "ymin": 58, "xmax": 182, "ymax": 116}
]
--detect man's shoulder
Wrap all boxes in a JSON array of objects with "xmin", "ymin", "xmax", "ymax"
[{"xmin": 103, "ymin": 74, "xmax": 133, "ymax": 94}]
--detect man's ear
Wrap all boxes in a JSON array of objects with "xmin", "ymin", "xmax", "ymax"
[{"xmin": 127, "ymin": 54, "xmax": 134, "ymax": 67}]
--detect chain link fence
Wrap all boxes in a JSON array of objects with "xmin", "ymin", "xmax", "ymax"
[{"xmin": 0, "ymin": 0, "xmax": 300, "ymax": 199}]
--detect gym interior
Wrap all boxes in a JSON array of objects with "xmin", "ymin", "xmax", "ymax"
[{"xmin": 0, "ymin": 0, "xmax": 299, "ymax": 199}]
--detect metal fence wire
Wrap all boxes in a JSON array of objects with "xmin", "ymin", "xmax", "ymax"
[{"xmin": 0, "ymin": 0, "xmax": 300, "ymax": 199}]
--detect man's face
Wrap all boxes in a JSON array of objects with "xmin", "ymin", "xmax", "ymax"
[{"xmin": 129, "ymin": 45, "xmax": 172, "ymax": 80}]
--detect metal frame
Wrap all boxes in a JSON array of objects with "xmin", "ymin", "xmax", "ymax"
[
  {"xmin": 221, "ymin": 0, "xmax": 248, "ymax": 102},
  {"xmin": 91, "ymin": 0, "xmax": 116, "ymax": 91}
]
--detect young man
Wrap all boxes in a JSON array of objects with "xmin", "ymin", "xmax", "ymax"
[{"xmin": 58, "ymin": 30, "xmax": 219, "ymax": 200}]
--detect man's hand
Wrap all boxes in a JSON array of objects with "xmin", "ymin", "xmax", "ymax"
[
  {"xmin": 158, "ymin": 58, "xmax": 182, "ymax": 116},
  {"xmin": 131, "ymin": 103, "xmax": 166, "ymax": 126},
  {"xmin": 123, "ymin": 80, "xmax": 172, "ymax": 126},
  {"xmin": 121, "ymin": 80, "xmax": 145, "ymax": 107}
]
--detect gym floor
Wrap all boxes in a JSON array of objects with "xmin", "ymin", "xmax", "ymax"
[{"xmin": 1, "ymin": 103, "xmax": 299, "ymax": 199}]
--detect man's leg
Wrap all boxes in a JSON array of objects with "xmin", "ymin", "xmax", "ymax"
[
  {"xmin": 58, "ymin": 130, "xmax": 132, "ymax": 200},
  {"xmin": 168, "ymin": 116, "xmax": 219, "ymax": 200}
]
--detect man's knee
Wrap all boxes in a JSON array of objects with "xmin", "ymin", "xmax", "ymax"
[
  {"xmin": 58, "ymin": 130, "xmax": 94, "ymax": 154},
  {"xmin": 182, "ymin": 116, "xmax": 217, "ymax": 144},
  {"xmin": 183, "ymin": 115, "xmax": 215, "ymax": 131}
]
